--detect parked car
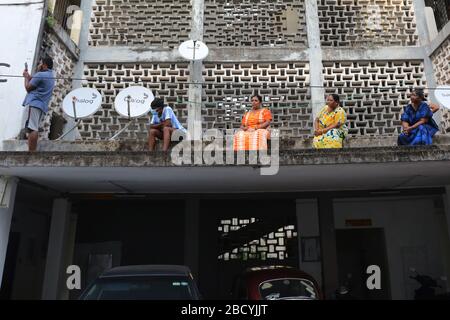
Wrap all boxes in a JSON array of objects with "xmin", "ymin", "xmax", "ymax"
[
  {"xmin": 79, "ymin": 265, "xmax": 202, "ymax": 300},
  {"xmin": 231, "ymin": 266, "xmax": 322, "ymax": 300}
]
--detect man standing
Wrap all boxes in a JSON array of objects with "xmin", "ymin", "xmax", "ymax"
[
  {"xmin": 148, "ymin": 97, "xmax": 186, "ymax": 151},
  {"xmin": 22, "ymin": 57, "xmax": 55, "ymax": 152}
]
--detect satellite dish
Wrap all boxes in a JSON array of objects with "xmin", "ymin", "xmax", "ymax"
[
  {"xmin": 58, "ymin": 88, "xmax": 102, "ymax": 141},
  {"xmin": 178, "ymin": 40, "xmax": 209, "ymax": 61},
  {"xmin": 114, "ymin": 86, "xmax": 154, "ymax": 118},
  {"xmin": 62, "ymin": 87, "xmax": 102, "ymax": 119},
  {"xmin": 434, "ymin": 85, "xmax": 450, "ymax": 109}
]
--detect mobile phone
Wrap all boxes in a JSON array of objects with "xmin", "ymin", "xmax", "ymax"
[{"xmin": 24, "ymin": 62, "xmax": 28, "ymax": 71}]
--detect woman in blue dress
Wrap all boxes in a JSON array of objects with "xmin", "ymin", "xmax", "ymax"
[{"xmin": 398, "ymin": 88, "xmax": 439, "ymax": 146}]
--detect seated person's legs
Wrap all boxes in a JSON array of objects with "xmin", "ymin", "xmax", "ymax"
[
  {"xmin": 148, "ymin": 128, "xmax": 163, "ymax": 151},
  {"xmin": 162, "ymin": 126, "xmax": 176, "ymax": 152}
]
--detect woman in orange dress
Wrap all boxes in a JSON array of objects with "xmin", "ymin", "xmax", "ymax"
[{"xmin": 233, "ymin": 94, "xmax": 273, "ymax": 151}]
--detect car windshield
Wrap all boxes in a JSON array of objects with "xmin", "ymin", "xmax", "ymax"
[
  {"xmin": 259, "ymin": 278, "xmax": 318, "ymax": 300},
  {"xmin": 82, "ymin": 275, "xmax": 197, "ymax": 300}
]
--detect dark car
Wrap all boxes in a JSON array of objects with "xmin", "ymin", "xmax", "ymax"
[
  {"xmin": 79, "ymin": 265, "xmax": 201, "ymax": 300},
  {"xmin": 231, "ymin": 266, "xmax": 322, "ymax": 300}
]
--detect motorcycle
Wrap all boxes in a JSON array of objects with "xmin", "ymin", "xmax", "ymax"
[{"xmin": 409, "ymin": 268, "xmax": 450, "ymax": 300}]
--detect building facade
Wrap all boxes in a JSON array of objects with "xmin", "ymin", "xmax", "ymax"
[{"xmin": 1, "ymin": 0, "xmax": 450, "ymax": 300}]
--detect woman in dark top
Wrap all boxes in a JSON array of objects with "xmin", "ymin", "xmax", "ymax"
[{"xmin": 398, "ymin": 88, "xmax": 439, "ymax": 146}]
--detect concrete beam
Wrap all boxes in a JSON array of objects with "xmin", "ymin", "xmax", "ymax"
[
  {"xmin": 0, "ymin": 176, "xmax": 18, "ymax": 289},
  {"xmin": 1, "ymin": 145, "xmax": 450, "ymax": 168},
  {"xmin": 83, "ymin": 46, "xmax": 310, "ymax": 63},
  {"xmin": 81, "ymin": 45, "xmax": 429, "ymax": 63},
  {"xmin": 207, "ymin": 47, "xmax": 309, "ymax": 62},
  {"xmin": 322, "ymin": 47, "xmax": 427, "ymax": 61},
  {"xmin": 84, "ymin": 46, "xmax": 183, "ymax": 63}
]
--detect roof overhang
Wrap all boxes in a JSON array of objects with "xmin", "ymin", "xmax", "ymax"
[{"xmin": 1, "ymin": 146, "xmax": 449, "ymax": 193}]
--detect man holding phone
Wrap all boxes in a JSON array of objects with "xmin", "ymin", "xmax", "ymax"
[{"xmin": 22, "ymin": 57, "xmax": 55, "ymax": 151}]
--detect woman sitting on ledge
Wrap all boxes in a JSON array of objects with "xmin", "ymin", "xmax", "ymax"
[
  {"xmin": 398, "ymin": 88, "xmax": 439, "ymax": 146},
  {"xmin": 313, "ymin": 94, "xmax": 348, "ymax": 149},
  {"xmin": 233, "ymin": 94, "xmax": 273, "ymax": 151}
]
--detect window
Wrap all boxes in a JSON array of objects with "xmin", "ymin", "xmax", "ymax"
[{"xmin": 52, "ymin": 0, "xmax": 81, "ymax": 32}]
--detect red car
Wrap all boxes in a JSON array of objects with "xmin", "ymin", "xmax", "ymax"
[{"xmin": 232, "ymin": 266, "xmax": 322, "ymax": 300}]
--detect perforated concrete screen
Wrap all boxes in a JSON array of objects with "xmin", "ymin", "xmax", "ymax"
[
  {"xmin": 89, "ymin": 0, "xmax": 192, "ymax": 47},
  {"xmin": 82, "ymin": 63, "xmax": 189, "ymax": 139}
]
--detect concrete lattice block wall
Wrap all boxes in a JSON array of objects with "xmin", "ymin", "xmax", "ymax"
[
  {"xmin": 81, "ymin": 63, "xmax": 190, "ymax": 140},
  {"xmin": 317, "ymin": 0, "xmax": 419, "ymax": 47},
  {"xmin": 431, "ymin": 37, "xmax": 450, "ymax": 133},
  {"xmin": 77, "ymin": 0, "xmax": 448, "ymax": 141},
  {"xmin": 89, "ymin": 0, "xmax": 192, "ymax": 47},
  {"xmin": 202, "ymin": 62, "xmax": 312, "ymax": 137},
  {"xmin": 322, "ymin": 60, "xmax": 426, "ymax": 136},
  {"xmin": 203, "ymin": 0, "xmax": 308, "ymax": 48}
]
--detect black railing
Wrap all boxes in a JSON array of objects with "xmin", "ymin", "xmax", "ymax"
[
  {"xmin": 425, "ymin": 0, "xmax": 450, "ymax": 32},
  {"xmin": 52, "ymin": 0, "xmax": 81, "ymax": 32}
]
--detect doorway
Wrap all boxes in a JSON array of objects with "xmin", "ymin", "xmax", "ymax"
[{"xmin": 336, "ymin": 228, "xmax": 391, "ymax": 299}]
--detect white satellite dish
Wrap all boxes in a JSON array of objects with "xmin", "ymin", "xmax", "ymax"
[
  {"xmin": 62, "ymin": 87, "xmax": 102, "ymax": 119},
  {"xmin": 178, "ymin": 40, "xmax": 209, "ymax": 61},
  {"xmin": 57, "ymin": 87, "xmax": 102, "ymax": 140},
  {"xmin": 434, "ymin": 85, "xmax": 450, "ymax": 110},
  {"xmin": 114, "ymin": 86, "xmax": 154, "ymax": 118}
]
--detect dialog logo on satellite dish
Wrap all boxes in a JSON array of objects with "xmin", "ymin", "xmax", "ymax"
[
  {"xmin": 62, "ymin": 88, "xmax": 102, "ymax": 119},
  {"xmin": 124, "ymin": 93, "xmax": 149, "ymax": 105},
  {"xmin": 74, "ymin": 93, "xmax": 97, "ymax": 105},
  {"xmin": 115, "ymin": 86, "xmax": 154, "ymax": 118}
]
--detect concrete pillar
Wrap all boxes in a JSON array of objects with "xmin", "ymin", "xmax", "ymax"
[
  {"xmin": 425, "ymin": 7, "xmax": 439, "ymax": 41},
  {"xmin": 73, "ymin": 0, "xmax": 93, "ymax": 88},
  {"xmin": 318, "ymin": 196, "xmax": 339, "ymax": 299},
  {"xmin": 188, "ymin": 0, "xmax": 205, "ymax": 141},
  {"xmin": 42, "ymin": 199, "xmax": 72, "ymax": 300},
  {"xmin": 60, "ymin": 213, "xmax": 78, "ymax": 300},
  {"xmin": 0, "ymin": 176, "xmax": 18, "ymax": 288},
  {"xmin": 413, "ymin": 0, "xmax": 440, "ymax": 125},
  {"xmin": 305, "ymin": 0, "xmax": 326, "ymax": 123},
  {"xmin": 184, "ymin": 199, "xmax": 199, "ymax": 279},
  {"xmin": 296, "ymin": 199, "xmax": 323, "ymax": 288},
  {"xmin": 65, "ymin": 0, "xmax": 94, "ymax": 141}
]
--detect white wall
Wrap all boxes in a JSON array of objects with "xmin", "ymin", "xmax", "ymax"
[
  {"xmin": 334, "ymin": 196, "xmax": 450, "ymax": 300},
  {"xmin": 0, "ymin": 1, "xmax": 45, "ymax": 148}
]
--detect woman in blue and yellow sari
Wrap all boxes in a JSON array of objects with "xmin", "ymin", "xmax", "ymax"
[
  {"xmin": 398, "ymin": 88, "xmax": 439, "ymax": 146},
  {"xmin": 313, "ymin": 94, "xmax": 348, "ymax": 149}
]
